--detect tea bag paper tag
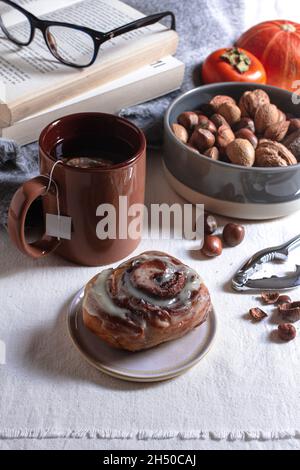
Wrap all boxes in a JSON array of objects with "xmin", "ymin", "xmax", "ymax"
[{"xmin": 46, "ymin": 214, "xmax": 72, "ymax": 240}]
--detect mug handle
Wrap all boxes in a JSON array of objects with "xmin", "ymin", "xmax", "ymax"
[{"xmin": 8, "ymin": 176, "xmax": 61, "ymax": 259}]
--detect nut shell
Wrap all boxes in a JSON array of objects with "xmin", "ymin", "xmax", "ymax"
[
  {"xmin": 255, "ymin": 140, "xmax": 297, "ymax": 167},
  {"xmin": 226, "ymin": 139, "xmax": 255, "ymax": 167},
  {"xmin": 254, "ymin": 104, "xmax": 280, "ymax": 134},
  {"xmin": 264, "ymin": 120, "xmax": 290, "ymax": 142},
  {"xmin": 239, "ymin": 89, "xmax": 270, "ymax": 118}
]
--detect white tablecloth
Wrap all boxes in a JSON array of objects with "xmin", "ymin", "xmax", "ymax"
[{"xmin": 0, "ymin": 152, "xmax": 300, "ymax": 450}]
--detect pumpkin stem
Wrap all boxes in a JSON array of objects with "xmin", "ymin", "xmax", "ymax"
[
  {"xmin": 281, "ymin": 23, "xmax": 296, "ymax": 32},
  {"xmin": 220, "ymin": 47, "xmax": 251, "ymax": 74}
]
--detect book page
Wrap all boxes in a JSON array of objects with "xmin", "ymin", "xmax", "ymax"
[{"xmin": 0, "ymin": 0, "xmax": 166, "ymax": 103}]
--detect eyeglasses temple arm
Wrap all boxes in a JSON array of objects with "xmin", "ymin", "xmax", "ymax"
[{"xmin": 103, "ymin": 11, "xmax": 176, "ymax": 40}]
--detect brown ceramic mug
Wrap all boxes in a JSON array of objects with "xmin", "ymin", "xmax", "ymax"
[{"xmin": 8, "ymin": 113, "xmax": 146, "ymax": 266}]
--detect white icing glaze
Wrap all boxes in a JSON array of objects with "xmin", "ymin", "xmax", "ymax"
[
  {"xmin": 84, "ymin": 268, "xmax": 129, "ymax": 319},
  {"xmin": 123, "ymin": 255, "xmax": 201, "ymax": 309},
  {"xmin": 84, "ymin": 254, "xmax": 202, "ymax": 321}
]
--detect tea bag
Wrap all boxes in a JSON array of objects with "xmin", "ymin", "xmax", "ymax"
[{"xmin": 63, "ymin": 157, "xmax": 113, "ymax": 168}]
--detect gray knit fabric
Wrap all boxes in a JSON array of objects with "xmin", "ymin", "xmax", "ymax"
[{"xmin": 0, "ymin": 0, "xmax": 294, "ymax": 225}]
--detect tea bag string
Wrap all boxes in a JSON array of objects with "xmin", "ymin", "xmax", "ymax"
[{"xmin": 42, "ymin": 160, "xmax": 63, "ymax": 241}]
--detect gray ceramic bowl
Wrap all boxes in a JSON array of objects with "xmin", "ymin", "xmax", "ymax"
[{"xmin": 164, "ymin": 83, "xmax": 300, "ymax": 219}]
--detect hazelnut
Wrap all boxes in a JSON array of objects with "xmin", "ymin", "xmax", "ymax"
[
  {"xmin": 239, "ymin": 89, "xmax": 270, "ymax": 118},
  {"xmin": 187, "ymin": 142, "xmax": 200, "ymax": 154},
  {"xmin": 204, "ymin": 146, "xmax": 219, "ymax": 160},
  {"xmin": 223, "ymin": 223, "xmax": 245, "ymax": 246},
  {"xmin": 218, "ymin": 102, "xmax": 242, "ymax": 126},
  {"xmin": 197, "ymin": 115, "xmax": 217, "ymax": 134},
  {"xmin": 204, "ymin": 212, "xmax": 218, "ymax": 235},
  {"xmin": 190, "ymin": 128, "xmax": 215, "ymax": 152},
  {"xmin": 171, "ymin": 123, "xmax": 189, "ymax": 144},
  {"xmin": 234, "ymin": 117, "xmax": 255, "ymax": 133},
  {"xmin": 288, "ymin": 118, "xmax": 300, "ymax": 134},
  {"xmin": 201, "ymin": 235, "xmax": 223, "ymax": 257},
  {"xmin": 216, "ymin": 125, "xmax": 235, "ymax": 151},
  {"xmin": 210, "ymin": 113, "xmax": 229, "ymax": 129},
  {"xmin": 177, "ymin": 111, "xmax": 199, "ymax": 131},
  {"xmin": 235, "ymin": 128, "xmax": 258, "ymax": 149},
  {"xmin": 254, "ymin": 104, "xmax": 280, "ymax": 134},
  {"xmin": 277, "ymin": 323, "xmax": 296, "ymax": 341},
  {"xmin": 278, "ymin": 301, "xmax": 300, "ymax": 323},
  {"xmin": 209, "ymin": 95, "xmax": 236, "ymax": 113},
  {"xmin": 226, "ymin": 139, "xmax": 255, "ymax": 167},
  {"xmin": 264, "ymin": 120, "xmax": 290, "ymax": 142}
]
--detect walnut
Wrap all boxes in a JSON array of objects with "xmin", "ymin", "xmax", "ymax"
[
  {"xmin": 254, "ymin": 104, "xmax": 280, "ymax": 134},
  {"xmin": 226, "ymin": 138, "xmax": 255, "ymax": 167},
  {"xmin": 239, "ymin": 89, "xmax": 270, "ymax": 118},
  {"xmin": 264, "ymin": 120, "xmax": 290, "ymax": 142},
  {"xmin": 218, "ymin": 102, "xmax": 242, "ymax": 126},
  {"xmin": 255, "ymin": 140, "xmax": 298, "ymax": 167},
  {"xmin": 283, "ymin": 129, "xmax": 300, "ymax": 161}
]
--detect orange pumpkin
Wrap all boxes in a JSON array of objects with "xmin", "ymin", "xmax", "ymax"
[{"xmin": 237, "ymin": 20, "xmax": 300, "ymax": 92}]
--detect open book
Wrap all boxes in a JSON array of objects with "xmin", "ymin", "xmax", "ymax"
[
  {"xmin": 0, "ymin": 0, "xmax": 179, "ymax": 127},
  {"xmin": 0, "ymin": 55, "xmax": 184, "ymax": 144}
]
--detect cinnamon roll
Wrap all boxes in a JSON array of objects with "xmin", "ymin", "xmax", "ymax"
[{"xmin": 82, "ymin": 251, "xmax": 211, "ymax": 351}]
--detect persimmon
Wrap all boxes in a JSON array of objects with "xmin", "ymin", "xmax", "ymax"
[{"xmin": 202, "ymin": 47, "xmax": 266, "ymax": 84}]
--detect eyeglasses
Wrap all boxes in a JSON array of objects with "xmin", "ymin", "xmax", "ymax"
[{"xmin": 0, "ymin": 0, "xmax": 176, "ymax": 68}]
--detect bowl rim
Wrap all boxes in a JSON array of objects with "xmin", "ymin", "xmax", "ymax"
[{"xmin": 164, "ymin": 82, "xmax": 299, "ymax": 174}]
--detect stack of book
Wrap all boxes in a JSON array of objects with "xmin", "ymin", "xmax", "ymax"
[{"xmin": 0, "ymin": 0, "xmax": 184, "ymax": 145}]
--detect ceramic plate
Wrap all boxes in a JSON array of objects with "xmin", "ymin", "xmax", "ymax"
[{"xmin": 67, "ymin": 288, "xmax": 217, "ymax": 382}]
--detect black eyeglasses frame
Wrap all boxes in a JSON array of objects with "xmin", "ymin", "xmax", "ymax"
[{"xmin": 0, "ymin": 0, "xmax": 176, "ymax": 68}]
